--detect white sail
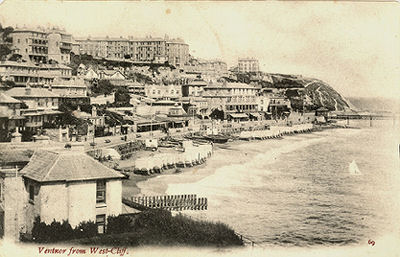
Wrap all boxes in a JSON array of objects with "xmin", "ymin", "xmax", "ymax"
[{"xmin": 349, "ymin": 160, "xmax": 361, "ymax": 175}]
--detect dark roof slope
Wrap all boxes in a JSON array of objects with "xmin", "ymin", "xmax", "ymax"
[{"xmin": 21, "ymin": 149, "xmax": 124, "ymax": 182}]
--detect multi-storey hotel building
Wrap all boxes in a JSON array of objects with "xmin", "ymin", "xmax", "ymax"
[
  {"xmin": 75, "ymin": 35, "xmax": 189, "ymax": 67},
  {"xmin": 165, "ymin": 38, "xmax": 189, "ymax": 67},
  {"xmin": 203, "ymin": 82, "xmax": 262, "ymax": 119},
  {"xmin": 75, "ymin": 36, "xmax": 129, "ymax": 59},
  {"xmin": 10, "ymin": 27, "xmax": 73, "ymax": 64},
  {"xmin": 238, "ymin": 58, "xmax": 259, "ymax": 73},
  {"xmin": 130, "ymin": 37, "xmax": 168, "ymax": 64}
]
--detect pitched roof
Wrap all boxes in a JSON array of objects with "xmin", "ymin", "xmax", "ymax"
[
  {"xmin": 5, "ymin": 87, "xmax": 59, "ymax": 98},
  {"xmin": 100, "ymin": 70, "xmax": 126, "ymax": 77},
  {"xmin": 0, "ymin": 93, "xmax": 21, "ymax": 104},
  {"xmin": 21, "ymin": 149, "xmax": 124, "ymax": 182},
  {"xmin": 0, "ymin": 60, "xmax": 39, "ymax": 68},
  {"xmin": 188, "ymin": 80, "xmax": 207, "ymax": 86},
  {"xmin": 229, "ymin": 113, "xmax": 249, "ymax": 118},
  {"xmin": 101, "ymin": 70, "xmax": 118, "ymax": 76},
  {"xmin": 40, "ymin": 63, "xmax": 72, "ymax": 70},
  {"xmin": 0, "ymin": 150, "xmax": 33, "ymax": 164},
  {"xmin": 204, "ymin": 82, "xmax": 260, "ymax": 90}
]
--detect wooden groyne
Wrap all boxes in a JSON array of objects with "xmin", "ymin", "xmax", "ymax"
[
  {"xmin": 123, "ymin": 194, "xmax": 208, "ymax": 211},
  {"xmin": 239, "ymin": 123, "xmax": 314, "ymax": 141}
]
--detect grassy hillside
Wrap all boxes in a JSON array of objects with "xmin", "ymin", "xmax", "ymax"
[
  {"xmin": 303, "ymin": 80, "xmax": 350, "ymax": 111},
  {"xmin": 266, "ymin": 74, "xmax": 351, "ymax": 111}
]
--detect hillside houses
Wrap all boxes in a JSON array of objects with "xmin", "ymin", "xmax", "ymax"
[
  {"xmin": 0, "ymin": 93, "xmax": 23, "ymax": 141},
  {"xmin": 4, "ymin": 86, "xmax": 61, "ymax": 132},
  {"xmin": 0, "ymin": 60, "xmax": 72, "ymax": 87}
]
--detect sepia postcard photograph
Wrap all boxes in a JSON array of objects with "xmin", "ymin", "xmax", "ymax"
[{"xmin": 0, "ymin": 0, "xmax": 399, "ymax": 256}]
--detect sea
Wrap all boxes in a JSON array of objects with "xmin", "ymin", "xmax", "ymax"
[{"xmin": 137, "ymin": 120, "xmax": 400, "ymax": 248}]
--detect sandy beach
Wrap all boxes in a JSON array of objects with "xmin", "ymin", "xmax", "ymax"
[
  {"xmin": 121, "ymin": 137, "xmax": 286, "ymax": 198},
  {"xmin": 122, "ymin": 160, "xmax": 211, "ymax": 198}
]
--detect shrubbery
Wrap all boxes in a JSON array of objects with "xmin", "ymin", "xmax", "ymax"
[
  {"xmin": 75, "ymin": 209, "xmax": 243, "ymax": 247},
  {"xmin": 29, "ymin": 210, "xmax": 244, "ymax": 247},
  {"xmin": 106, "ymin": 215, "xmax": 133, "ymax": 234},
  {"xmin": 31, "ymin": 217, "xmax": 97, "ymax": 243},
  {"xmin": 132, "ymin": 209, "xmax": 243, "ymax": 247}
]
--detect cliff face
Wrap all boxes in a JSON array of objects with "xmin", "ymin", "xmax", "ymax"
[
  {"xmin": 303, "ymin": 80, "xmax": 350, "ymax": 111},
  {"xmin": 266, "ymin": 74, "xmax": 351, "ymax": 111}
]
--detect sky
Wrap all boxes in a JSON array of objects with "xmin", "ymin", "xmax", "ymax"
[{"xmin": 0, "ymin": 0, "xmax": 399, "ymax": 100}]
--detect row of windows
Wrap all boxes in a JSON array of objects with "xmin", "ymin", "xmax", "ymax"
[
  {"xmin": 37, "ymin": 99, "xmax": 58, "ymax": 107},
  {"xmin": 226, "ymin": 104, "xmax": 257, "ymax": 111},
  {"xmin": 31, "ymin": 39, "xmax": 48, "ymax": 45},
  {"xmin": 147, "ymin": 89, "xmax": 180, "ymax": 95},
  {"xmin": 31, "ymin": 46, "xmax": 48, "ymax": 54},
  {"xmin": 226, "ymin": 96, "xmax": 257, "ymax": 103}
]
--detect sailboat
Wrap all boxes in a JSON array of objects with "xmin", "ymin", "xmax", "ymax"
[{"xmin": 349, "ymin": 160, "xmax": 361, "ymax": 175}]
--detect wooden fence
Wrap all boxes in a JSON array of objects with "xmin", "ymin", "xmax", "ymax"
[{"xmin": 123, "ymin": 194, "xmax": 208, "ymax": 211}]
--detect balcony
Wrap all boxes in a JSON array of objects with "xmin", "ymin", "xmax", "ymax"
[
  {"xmin": 8, "ymin": 70, "xmax": 40, "ymax": 76},
  {"xmin": 30, "ymin": 42, "xmax": 48, "ymax": 47},
  {"xmin": 30, "ymin": 52, "xmax": 47, "ymax": 56},
  {"xmin": 60, "ymin": 43, "xmax": 72, "ymax": 50}
]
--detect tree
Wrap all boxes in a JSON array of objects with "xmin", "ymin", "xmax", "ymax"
[
  {"xmin": 8, "ymin": 53, "xmax": 22, "ymax": 62},
  {"xmin": 90, "ymin": 80, "xmax": 115, "ymax": 96},
  {"xmin": 210, "ymin": 109, "xmax": 225, "ymax": 120},
  {"xmin": 0, "ymin": 44, "xmax": 11, "ymax": 61},
  {"xmin": 0, "ymin": 80, "xmax": 16, "ymax": 90},
  {"xmin": 0, "ymin": 23, "xmax": 14, "ymax": 43},
  {"xmin": 113, "ymin": 87, "xmax": 131, "ymax": 107}
]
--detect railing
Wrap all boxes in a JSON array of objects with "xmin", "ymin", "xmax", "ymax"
[{"xmin": 234, "ymin": 232, "xmax": 258, "ymax": 247}]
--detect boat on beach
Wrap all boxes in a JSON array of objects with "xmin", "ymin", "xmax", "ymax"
[{"xmin": 203, "ymin": 134, "xmax": 229, "ymax": 144}]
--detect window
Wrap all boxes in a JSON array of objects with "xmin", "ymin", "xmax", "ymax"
[
  {"xmin": 96, "ymin": 215, "xmax": 106, "ymax": 234},
  {"xmin": 96, "ymin": 180, "xmax": 106, "ymax": 203},
  {"xmin": 29, "ymin": 185, "xmax": 35, "ymax": 202}
]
